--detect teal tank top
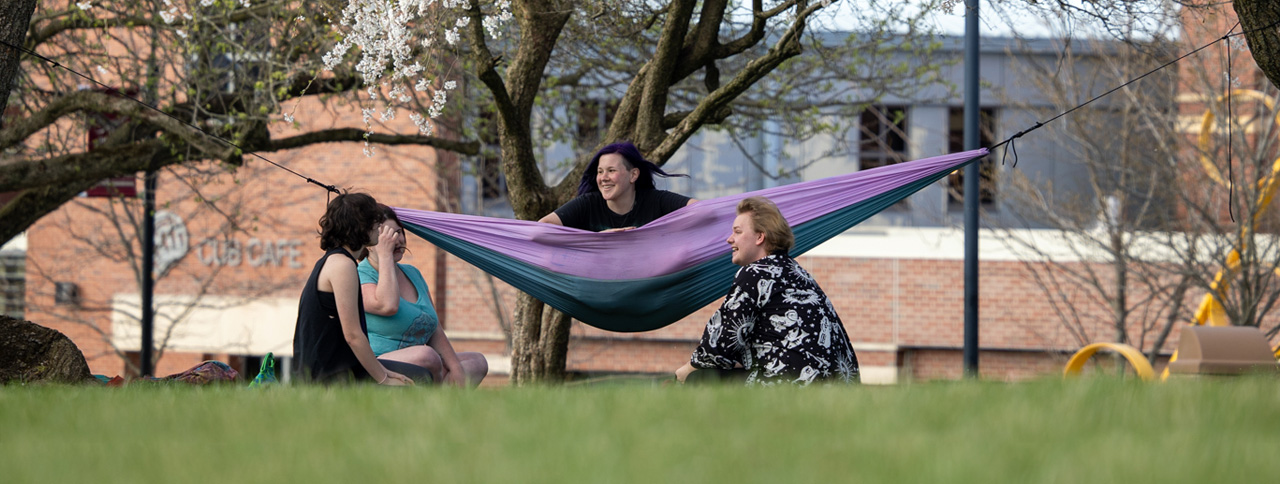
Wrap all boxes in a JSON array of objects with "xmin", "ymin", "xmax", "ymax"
[{"xmin": 356, "ymin": 259, "xmax": 440, "ymax": 356}]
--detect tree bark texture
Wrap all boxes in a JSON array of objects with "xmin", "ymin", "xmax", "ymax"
[
  {"xmin": 496, "ymin": 0, "xmax": 572, "ymax": 222},
  {"xmin": 487, "ymin": 0, "xmax": 577, "ymax": 385},
  {"xmin": 0, "ymin": 0, "xmax": 37, "ymax": 116},
  {"xmin": 508, "ymin": 292, "xmax": 544, "ymax": 383},
  {"xmin": 0, "ymin": 316, "xmax": 94, "ymax": 384},
  {"xmin": 510, "ymin": 292, "xmax": 573, "ymax": 382},
  {"xmin": 537, "ymin": 305, "xmax": 572, "ymax": 381},
  {"xmin": 510, "ymin": 292, "xmax": 574, "ymax": 384},
  {"xmin": 0, "ymin": 179, "xmax": 98, "ymax": 243},
  {"xmin": 1235, "ymin": 0, "xmax": 1280, "ymax": 89}
]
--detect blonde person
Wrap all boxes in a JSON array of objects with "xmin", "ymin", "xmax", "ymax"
[
  {"xmin": 293, "ymin": 193, "xmax": 429, "ymax": 385},
  {"xmin": 675, "ymin": 196, "xmax": 859, "ymax": 385},
  {"xmin": 359, "ymin": 204, "xmax": 488, "ymax": 387}
]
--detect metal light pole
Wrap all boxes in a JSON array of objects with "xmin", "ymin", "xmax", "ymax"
[
  {"xmin": 139, "ymin": 30, "xmax": 163, "ymax": 378},
  {"xmin": 962, "ymin": 0, "xmax": 981, "ymax": 378},
  {"xmin": 140, "ymin": 168, "xmax": 157, "ymax": 377}
]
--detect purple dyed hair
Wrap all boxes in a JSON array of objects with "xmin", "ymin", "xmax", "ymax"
[{"xmin": 576, "ymin": 141, "xmax": 688, "ymax": 196}]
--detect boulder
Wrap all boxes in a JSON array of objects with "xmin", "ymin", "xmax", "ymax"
[{"xmin": 0, "ymin": 316, "xmax": 93, "ymax": 384}]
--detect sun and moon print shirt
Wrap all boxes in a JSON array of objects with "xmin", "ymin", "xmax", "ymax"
[{"xmin": 691, "ymin": 252, "xmax": 860, "ymax": 385}]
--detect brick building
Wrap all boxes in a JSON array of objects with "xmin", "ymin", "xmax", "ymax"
[{"xmin": 21, "ymin": 6, "xmax": 1278, "ymax": 383}]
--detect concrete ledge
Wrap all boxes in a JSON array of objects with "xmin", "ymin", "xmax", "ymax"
[{"xmin": 859, "ymin": 365, "xmax": 898, "ymax": 385}]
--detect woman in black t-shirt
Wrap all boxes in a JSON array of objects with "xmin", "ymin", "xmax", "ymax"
[{"xmin": 539, "ymin": 142, "xmax": 696, "ymax": 232}]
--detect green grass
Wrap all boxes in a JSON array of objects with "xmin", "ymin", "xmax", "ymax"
[{"xmin": 2, "ymin": 377, "xmax": 1279, "ymax": 483}]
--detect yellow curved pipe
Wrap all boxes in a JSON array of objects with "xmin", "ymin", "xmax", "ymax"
[{"xmin": 1063, "ymin": 342, "xmax": 1156, "ymax": 381}]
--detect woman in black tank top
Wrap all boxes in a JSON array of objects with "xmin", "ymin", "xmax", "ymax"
[{"xmin": 292, "ymin": 193, "xmax": 419, "ymax": 385}]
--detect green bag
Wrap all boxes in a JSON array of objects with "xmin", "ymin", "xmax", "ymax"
[{"xmin": 249, "ymin": 353, "xmax": 278, "ymax": 388}]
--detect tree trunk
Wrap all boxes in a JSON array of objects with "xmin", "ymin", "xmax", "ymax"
[
  {"xmin": 509, "ymin": 292, "xmax": 544, "ymax": 383},
  {"xmin": 483, "ymin": 0, "xmax": 826, "ymax": 384},
  {"xmin": 537, "ymin": 306, "xmax": 572, "ymax": 380},
  {"xmin": 1148, "ymin": 277, "xmax": 1190, "ymax": 363},
  {"xmin": 502, "ymin": 137, "xmax": 573, "ymax": 384},
  {"xmin": 1235, "ymin": 0, "xmax": 1280, "ymax": 89},
  {"xmin": 488, "ymin": 0, "xmax": 576, "ymax": 385},
  {"xmin": 1111, "ymin": 232, "xmax": 1129, "ymax": 345},
  {"xmin": 509, "ymin": 292, "xmax": 571, "ymax": 384},
  {"xmin": 0, "ymin": 0, "xmax": 36, "ymax": 115}
]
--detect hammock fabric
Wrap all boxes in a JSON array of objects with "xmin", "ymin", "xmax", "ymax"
[{"xmin": 395, "ymin": 148, "xmax": 989, "ymax": 333}]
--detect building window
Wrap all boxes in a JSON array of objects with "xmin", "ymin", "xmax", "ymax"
[
  {"xmin": 227, "ymin": 354, "xmax": 284, "ymax": 382},
  {"xmin": 124, "ymin": 351, "xmax": 143, "ymax": 378},
  {"xmin": 84, "ymin": 89, "xmax": 140, "ymax": 197},
  {"xmin": 577, "ymin": 99, "xmax": 619, "ymax": 148},
  {"xmin": 948, "ymin": 107, "xmax": 998, "ymax": 208},
  {"xmin": 479, "ymin": 156, "xmax": 504, "ymax": 200},
  {"xmin": 858, "ymin": 105, "xmax": 909, "ymax": 171},
  {"xmin": 190, "ymin": 19, "xmax": 268, "ymax": 94},
  {"xmin": 0, "ymin": 254, "xmax": 23, "ymax": 319},
  {"xmin": 476, "ymin": 110, "xmax": 505, "ymax": 201}
]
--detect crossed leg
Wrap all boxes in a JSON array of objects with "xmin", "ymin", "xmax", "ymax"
[{"xmin": 379, "ymin": 345, "xmax": 488, "ymax": 387}]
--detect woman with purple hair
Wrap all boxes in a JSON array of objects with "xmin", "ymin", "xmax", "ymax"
[{"xmin": 539, "ymin": 141, "xmax": 696, "ymax": 232}]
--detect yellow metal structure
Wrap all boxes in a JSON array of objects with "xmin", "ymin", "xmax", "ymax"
[
  {"xmin": 1062, "ymin": 343, "xmax": 1156, "ymax": 381},
  {"xmin": 1164, "ymin": 89, "xmax": 1280, "ymax": 380},
  {"xmin": 1067, "ymin": 89, "xmax": 1280, "ymax": 380},
  {"xmin": 1191, "ymin": 89, "xmax": 1280, "ymax": 331}
]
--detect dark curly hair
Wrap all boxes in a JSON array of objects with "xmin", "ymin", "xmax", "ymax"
[
  {"xmin": 318, "ymin": 192, "xmax": 385, "ymax": 251},
  {"xmin": 576, "ymin": 141, "xmax": 687, "ymax": 196},
  {"xmin": 376, "ymin": 204, "xmax": 403, "ymax": 230}
]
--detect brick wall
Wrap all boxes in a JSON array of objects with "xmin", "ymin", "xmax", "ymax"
[{"xmin": 24, "ymin": 98, "xmax": 450, "ymax": 378}]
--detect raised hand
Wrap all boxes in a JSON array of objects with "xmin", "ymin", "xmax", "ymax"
[{"xmin": 375, "ymin": 223, "xmax": 398, "ymax": 257}]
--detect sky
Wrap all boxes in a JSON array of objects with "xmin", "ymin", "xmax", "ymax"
[{"xmin": 811, "ymin": 0, "xmax": 1179, "ymax": 40}]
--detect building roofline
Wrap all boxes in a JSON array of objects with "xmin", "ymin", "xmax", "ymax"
[
  {"xmin": 811, "ymin": 29, "xmax": 1175, "ymax": 57},
  {"xmin": 0, "ymin": 233, "xmax": 25, "ymax": 255}
]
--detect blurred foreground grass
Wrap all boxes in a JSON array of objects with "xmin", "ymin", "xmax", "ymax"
[{"xmin": 2, "ymin": 377, "xmax": 1278, "ymax": 483}]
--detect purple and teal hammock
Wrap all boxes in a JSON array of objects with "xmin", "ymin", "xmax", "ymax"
[{"xmin": 395, "ymin": 148, "xmax": 988, "ymax": 333}]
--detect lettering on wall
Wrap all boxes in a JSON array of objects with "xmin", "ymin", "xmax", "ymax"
[
  {"xmin": 196, "ymin": 238, "xmax": 305, "ymax": 269},
  {"xmin": 154, "ymin": 211, "xmax": 189, "ymax": 277}
]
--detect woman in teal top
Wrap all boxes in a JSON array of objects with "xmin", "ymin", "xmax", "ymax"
[{"xmin": 359, "ymin": 205, "xmax": 489, "ymax": 387}]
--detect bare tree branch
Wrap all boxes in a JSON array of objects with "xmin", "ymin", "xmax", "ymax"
[{"xmin": 266, "ymin": 128, "xmax": 481, "ymax": 155}]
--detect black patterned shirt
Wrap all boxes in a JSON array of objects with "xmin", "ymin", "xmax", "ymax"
[{"xmin": 691, "ymin": 253, "xmax": 860, "ymax": 385}]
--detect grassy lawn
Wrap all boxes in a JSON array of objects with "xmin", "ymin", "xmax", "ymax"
[{"xmin": 2, "ymin": 377, "xmax": 1278, "ymax": 483}]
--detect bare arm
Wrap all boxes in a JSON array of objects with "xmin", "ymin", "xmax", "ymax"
[
  {"xmin": 675, "ymin": 362, "xmax": 697, "ymax": 383},
  {"xmin": 322, "ymin": 254, "xmax": 410, "ymax": 385},
  {"xmin": 538, "ymin": 212, "xmax": 563, "ymax": 225},
  {"xmin": 686, "ymin": 199, "xmax": 698, "ymax": 206},
  {"xmin": 360, "ymin": 225, "xmax": 402, "ymax": 316},
  {"xmin": 426, "ymin": 329, "xmax": 468, "ymax": 386}
]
